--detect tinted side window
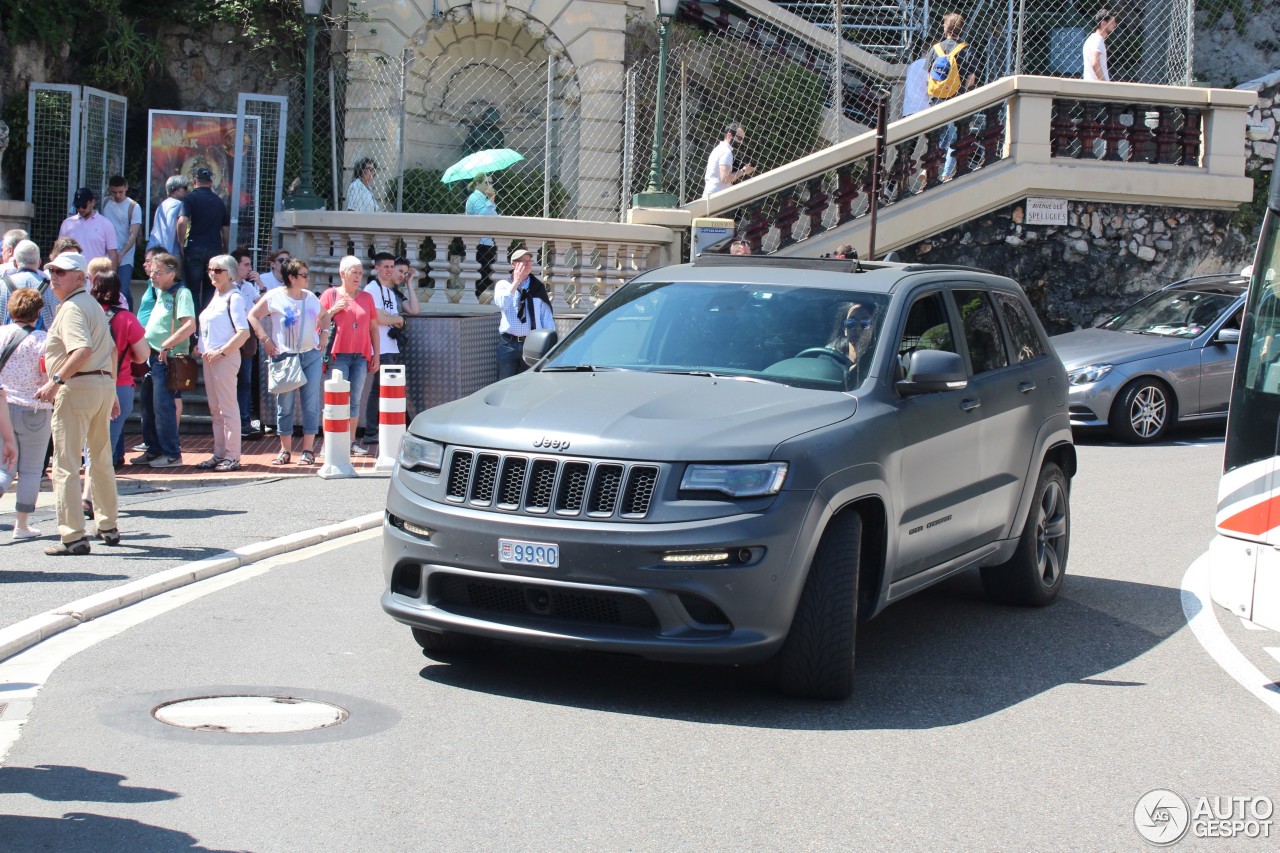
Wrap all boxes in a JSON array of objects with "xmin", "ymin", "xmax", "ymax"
[
  {"xmin": 954, "ymin": 289, "xmax": 1009, "ymax": 374},
  {"xmin": 898, "ymin": 291, "xmax": 958, "ymax": 361},
  {"xmin": 994, "ymin": 291, "xmax": 1047, "ymax": 363}
]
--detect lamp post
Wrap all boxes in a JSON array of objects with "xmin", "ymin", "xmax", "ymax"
[
  {"xmin": 632, "ymin": 0, "xmax": 680, "ymax": 209},
  {"xmin": 284, "ymin": 0, "xmax": 326, "ymax": 210}
]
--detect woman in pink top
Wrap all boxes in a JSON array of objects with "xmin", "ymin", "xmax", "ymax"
[
  {"xmin": 319, "ymin": 255, "xmax": 379, "ymax": 456},
  {"xmin": 0, "ymin": 287, "xmax": 53, "ymax": 540}
]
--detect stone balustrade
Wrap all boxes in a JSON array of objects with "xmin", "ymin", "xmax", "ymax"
[{"xmin": 275, "ymin": 211, "xmax": 680, "ymax": 315}]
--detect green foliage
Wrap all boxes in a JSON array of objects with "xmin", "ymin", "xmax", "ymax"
[
  {"xmin": 497, "ymin": 169, "xmax": 571, "ymax": 219},
  {"xmin": 394, "ymin": 168, "xmax": 463, "ymax": 214},
  {"xmin": 1232, "ymin": 167, "xmax": 1272, "ymax": 234}
]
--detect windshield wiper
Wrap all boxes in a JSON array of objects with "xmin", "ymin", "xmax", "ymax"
[
  {"xmin": 541, "ymin": 364, "xmax": 633, "ymax": 373},
  {"xmin": 654, "ymin": 369, "xmax": 723, "ymax": 378}
]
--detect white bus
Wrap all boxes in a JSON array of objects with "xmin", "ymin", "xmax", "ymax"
[{"xmin": 1211, "ymin": 163, "xmax": 1280, "ymax": 629}]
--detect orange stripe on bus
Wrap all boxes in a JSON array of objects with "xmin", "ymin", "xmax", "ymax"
[{"xmin": 1219, "ymin": 495, "xmax": 1280, "ymax": 536}]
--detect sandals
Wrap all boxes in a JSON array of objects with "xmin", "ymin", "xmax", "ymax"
[
  {"xmin": 195, "ymin": 456, "xmax": 225, "ymax": 470},
  {"xmin": 45, "ymin": 537, "xmax": 91, "ymax": 556},
  {"xmin": 215, "ymin": 459, "xmax": 241, "ymax": 472},
  {"xmin": 272, "ymin": 450, "xmax": 292, "ymax": 465},
  {"xmin": 299, "ymin": 450, "xmax": 316, "ymax": 466},
  {"xmin": 98, "ymin": 528, "xmax": 121, "ymax": 546}
]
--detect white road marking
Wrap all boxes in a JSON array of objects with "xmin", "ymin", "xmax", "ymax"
[
  {"xmin": 1182, "ymin": 552, "xmax": 1280, "ymax": 715},
  {"xmin": 1240, "ymin": 617, "xmax": 1271, "ymax": 631},
  {"xmin": 1267, "ymin": 648, "xmax": 1280, "ymax": 665},
  {"xmin": 0, "ymin": 529, "xmax": 379, "ymax": 766}
]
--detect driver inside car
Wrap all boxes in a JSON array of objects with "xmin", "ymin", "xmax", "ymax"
[{"xmin": 829, "ymin": 302, "xmax": 876, "ymax": 368}]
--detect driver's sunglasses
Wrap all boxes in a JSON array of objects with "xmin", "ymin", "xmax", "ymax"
[{"xmin": 844, "ymin": 312, "xmax": 874, "ymax": 331}]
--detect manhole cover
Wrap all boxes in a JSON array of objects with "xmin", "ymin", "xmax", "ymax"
[{"xmin": 152, "ymin": 695, "xmax": 348, "ymax": 733}]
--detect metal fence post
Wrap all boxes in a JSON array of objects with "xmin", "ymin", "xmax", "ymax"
[
  {"xmin": 1015, "ymin": 0, "xmax": 1026, "ymax": 76},
  {"xmin": 546, "ymin": 55, "xmax": 554, "ymax": 219},
  {"xmin": 833, "ymin": 0, "xmax": 843, "ymax": 143},
  {"xmin": 329, "ymin": 66, "xmax": 340, "ymax": 207},
  {"xmin": 622, "ymin": 67, "xmax": 635, "ymax": 222},
  {"xmin": 397, "ymin": 49, "xmax": 409, "ymax": 213},
  {"xmin": 678, "ymin": 59, "xmax": 687, "ymax": 204}
]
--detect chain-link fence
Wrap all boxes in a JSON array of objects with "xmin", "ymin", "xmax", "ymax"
[
  {"xmin": 625, "ymin": 0, "xmax": 1195, "ymax": 207},
  {"xmin": 281, "ymin": 50, "xmax": 626, "ymax": 224}
]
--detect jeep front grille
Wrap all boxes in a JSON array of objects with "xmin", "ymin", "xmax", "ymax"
[{"xmin": 444, "ymin": 449, "xmax": 660, "ymax": 519}]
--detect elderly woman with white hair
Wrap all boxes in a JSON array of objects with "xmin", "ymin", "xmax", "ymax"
[
  {"xmin": 248, "ymin": 257, "xmax": 331, "ymax": 465},
  {"xmin": 0, "ymin": 240, "xmax": 59, "ymax": 329},
  {"xmin": 194, "ymin": 254, "xmax": 251, "ymax": 471},
  {"xmin": 318, "ymin": 255, "xmax": 380, "ymax": 457}
]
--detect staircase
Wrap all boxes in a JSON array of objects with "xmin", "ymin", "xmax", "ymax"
[{"xmin": 774, "ymin": 1, "xmax": 927, "ymax": 63}]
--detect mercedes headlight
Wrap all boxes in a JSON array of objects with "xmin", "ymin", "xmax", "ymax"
[
  {"xmin": 1068, "ymin": 363, "xmax": 1114, "ymax": 385},
  {"xmin": 398, "ymin": 435, "xmax": 444, "ymax": 473},
  {"xmin": 681, "ymin": 462, "xmax": 788, "ymax": 497}
]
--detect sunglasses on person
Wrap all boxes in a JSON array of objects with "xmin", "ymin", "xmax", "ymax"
[
  {"xmin": 207, "ymin": 268, "xmax": 227, "ymax": 275},
  {"xmin": 49, "ymin": 267, "xmax": 77, "ymax": 277},
  {"xmin": 844, "ymin": 310, "xmax": 874, "ymax": 331}
]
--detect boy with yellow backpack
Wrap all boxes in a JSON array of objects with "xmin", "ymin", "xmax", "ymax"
[{"xmin": 928, "ymin": 13, "xmax": 978, "ymax": 180}]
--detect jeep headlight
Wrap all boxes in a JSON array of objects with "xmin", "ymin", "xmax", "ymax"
[
  {"xmin": 1067, "ymin": 363, "xmax": 1114, "ymax": 385},
  {"xmin": 398, "ymin": 435, "xmax": 444, "ymax": 473},
  {"xmin": 681, "ymin": 462, "xmax": 788, "ymax": 497}
]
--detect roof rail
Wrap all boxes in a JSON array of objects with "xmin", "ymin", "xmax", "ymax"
[{"xmin": 692, "ymin": 254, "xmax": 906, "ymax": 274}]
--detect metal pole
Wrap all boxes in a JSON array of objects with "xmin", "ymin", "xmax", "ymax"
[
  {"xmin": 867, "ymin": 92, "xmax": 888, "ymax": 261},
  {"xmin": 833, "ymin": 0, "xmax": 844, "ymax": 143},
  {"xmin": 632, "ymin": 15, "xmax": 677, "ymax": 207},
  {"xmin": 329, "ymin": 66, "xmax": 340, "ymax": 206},
  {"xmin": 1183, "ymin": 1, "xmax": 1195, "ymax": 86},
  {"xmin": 396, "ymin": 49, "xmax": 408, "ymax": 213},
  {"xmin": 285, "ymin": 12, "xmax": 324, "ymax": 209},
  {"xmin": 545, "ymin": 55, "xmax": 554, "ymax": 219},
  {"xmin": 678, "ymin": 60, "xmax": 687, "ymax": 204},
  {"xmin": 1014, "ymin": 0, "xmax": 1026, "ymax": 76},
  {"xmin": 622, "ymin": 67, "xmax": 635, "ymax": 221}
]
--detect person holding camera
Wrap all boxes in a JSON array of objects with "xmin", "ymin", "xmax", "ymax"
[
  {"xmin": 703, "ymin": 122, "xmax": 755, "ymax": 198},
  {"xmin": 361, "ymin": 251, "xmax": 418, "ymax": 448}
]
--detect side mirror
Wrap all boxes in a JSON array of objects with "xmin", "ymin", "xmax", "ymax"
[
  {"xmin": 1215, "ymin": 327, "xmax": 1241, "ymax": 345},
  {"xmin": 523, "ymin": 328, "xmax": 559, "ymax": 366},
  {"xmin": 896, "ymin": 349, "xmax": 969, "ymax": 395}
]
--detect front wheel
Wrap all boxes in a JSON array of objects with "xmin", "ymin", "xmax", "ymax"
[
  {"xmin": 1110, "ymin": 378, "xmax": 1172, "ymax": 443},
  {"xmin": 981, "ymin": 462, "xmax": 1069, "ymax": 606},
  {"xmin": 776, "ymin": 513, "xmax": 862, "ymax": 700}
]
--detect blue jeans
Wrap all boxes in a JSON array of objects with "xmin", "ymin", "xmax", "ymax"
[
  {"xmin": 110, "ymin": 384, "xmax": 134, "ymax": 464},
  {"xmin": 329, "ymin": 352, "xmax": 368, "ymax": 436},
  {"xmin": 118, "ymin": 264, "xmax": 134, "ymax": 311},
  {"xmin": 237, "ymin": 350, "xmax": 255, "ymax": 432},
  {"xmin": 939, "ymin": 122, "xmax": 958, "ymax": 179},
  {"xmin": 140, "ymin": 356, "xmax": 182, "ymax": 458},
  {"xmin": 496, "ymin": 335, "xmax": 526, "ymax": 380},
  {"xmin": 274, "ymin": 348, "xmax": 323, "ymax": 437},
  {"xmin": 183, "ymin": 247, "xmax": 215, "ymax": 312}
]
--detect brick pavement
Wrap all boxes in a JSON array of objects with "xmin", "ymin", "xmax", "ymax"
[{"xmin": 115, "ymin": 433, "xmax": 383, "ymax": 483}]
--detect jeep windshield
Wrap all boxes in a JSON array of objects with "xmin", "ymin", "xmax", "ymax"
[{"xmin": 542, "ymin": 280, "xmax": 889, "ymax": 391}]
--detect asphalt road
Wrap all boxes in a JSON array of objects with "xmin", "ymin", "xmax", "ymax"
[{"xmin": 3, "ymin": 429, "xmax": 1279, "ymax": 851}]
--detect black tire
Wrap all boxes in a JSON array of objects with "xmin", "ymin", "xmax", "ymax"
[
  {"xmin": 776, "ymin": 513, "xmax": 862, "ymax": 700},
  {"xmin": 981, "ymin": 462, "xmax": 1070, "ymax": 606},
  {"xmin": 1110, "ymin": 378, "xmax": 1173, "ymax": 443},
  {"xmin": 411, "ymin": 627, "xmax": 487, "ymax": 656}
]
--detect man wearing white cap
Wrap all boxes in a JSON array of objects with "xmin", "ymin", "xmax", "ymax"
[
  {"xmin": 33, "ymin": 252, "xmax": 121, "ymax": 555},
  {"xmin": 493, "ymin": 248, "xmax": 554, "ymax": 379}
]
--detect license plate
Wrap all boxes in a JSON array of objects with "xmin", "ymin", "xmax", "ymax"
[{"xmin": 499, "ymin": 538, "xmax": 560, "ymax": 568}]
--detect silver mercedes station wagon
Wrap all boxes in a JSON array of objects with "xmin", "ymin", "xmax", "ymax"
[{"xmin": 382, "ymin": 255, "xmax": 1076, "ymax": 699}]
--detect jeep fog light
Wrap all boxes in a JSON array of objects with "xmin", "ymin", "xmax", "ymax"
[
  {"xmin": 399, "ymin": 435, "xmax": 444, "ymax": 473},
  {"xmin": 661, "ymin": 551, "xmax": 731, "ymax": 564},
  {"xmin": 681, "ymin": 462, "xmax": 788, "ymax": 498}
]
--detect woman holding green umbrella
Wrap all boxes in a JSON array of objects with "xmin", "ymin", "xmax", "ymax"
[{"xmin": 465, "ymin": 173, "xmax": 498, "ymax": 298}]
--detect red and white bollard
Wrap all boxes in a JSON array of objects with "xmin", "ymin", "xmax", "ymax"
[
  {"xmin": 374, "ymin": 364, "xmax": 407, "ymax": 473},
  {"xmin": 319, "ymin": 369, "xmax": 357, "ymax": 480}
]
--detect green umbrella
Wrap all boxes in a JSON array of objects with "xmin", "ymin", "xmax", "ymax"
[{"xmin": 440, "ymin": 148, "xmax": 525, "ymax": 184}]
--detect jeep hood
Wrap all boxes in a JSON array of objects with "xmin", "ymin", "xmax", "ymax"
[
  {"xmin": 1050, "ymin": 327, "xmax": 1192, "ymax": 369},
  {"xmin": 410, "ymin": 371, "xmax": 857, "ymax": 461}
]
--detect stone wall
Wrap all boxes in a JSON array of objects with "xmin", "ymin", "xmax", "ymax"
[
  {"xmin": 896, "ymin": 200, "xmax": 1252, "ymax": 334},
  {"xmin": 1240, "ymin": 69, "xmax": 1280, "ymax": 171}
]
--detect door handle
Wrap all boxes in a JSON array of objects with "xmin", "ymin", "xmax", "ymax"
[
  {"xmin": 1018, "ymin": 380, "xmax": 1037, "ymax": 394},
  {"xmin": 960, "ymin": 398, "xmax": 981, "ymax": 412}
]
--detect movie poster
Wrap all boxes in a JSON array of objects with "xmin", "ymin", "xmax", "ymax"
[{"xmin": 145, "ymin": 111, "xmax": 239, "ymax": 227}]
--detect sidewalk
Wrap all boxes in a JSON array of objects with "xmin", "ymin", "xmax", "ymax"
[{"xmin": 116, "ymin": 433, "xmax": 383, "ymax": 484}]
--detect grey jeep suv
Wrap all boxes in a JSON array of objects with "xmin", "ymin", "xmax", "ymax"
[{"xmin": 382, "ymin": 255, "xmax": 1075, "ymax": 699}]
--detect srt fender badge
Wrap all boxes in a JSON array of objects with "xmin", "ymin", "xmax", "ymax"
[{"xmin": 533, "ymin": 436, "xmax": 571, "ymax": 451}]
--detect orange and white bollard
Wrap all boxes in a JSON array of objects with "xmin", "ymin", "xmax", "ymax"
[
  {"xmin": 374, "ymin": 364, "xmax": 407, "ymax": 473},
  {"xmin": 319, "ymin": 369, "xmax": 358, "ymax": 480}
]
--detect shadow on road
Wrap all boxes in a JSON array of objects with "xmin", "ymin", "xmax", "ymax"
[
  {"xmin": 118, "ymin": 508, "xmax": 247, "ymax": 522},
  {"xmin": 1071, "ymin": 421, "xmax": 1225, "ymax": 447},
  {"xmin": 0, "ymin": 764, "xmax": 178, "ymax": 803},
  {"xmin": 0, "ymin": 813, "xmax": 238, "ymax": 853},
  {"xmin": 0, "ymin": 571, "xmax": 130, "ymax": 583},
  {"xmin": 417, "ymin": 571, "xmax": 1185, "ymax": 729}
]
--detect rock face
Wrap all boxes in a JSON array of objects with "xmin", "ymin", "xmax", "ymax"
[
  {"xmin": 896, "ymin": 201, "xmax": 1253, "ymax": 334},
  {"xmin": 1196, "ymin": 7, "xmax": 1280, "ymax": 88}
]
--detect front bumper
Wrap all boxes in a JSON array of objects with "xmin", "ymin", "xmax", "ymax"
[
  {"xmin": 381, "ymin": 470, "xmax": 824, "ymax": 664},
  {"xmin": 1065, "ymin": 372, "xmax": 1124, "ymax": 428}
]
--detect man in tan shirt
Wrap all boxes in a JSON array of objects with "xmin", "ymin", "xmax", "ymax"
[{"xmin": 34, "ymin": 252, "xmax": 121, "ymax": 554}]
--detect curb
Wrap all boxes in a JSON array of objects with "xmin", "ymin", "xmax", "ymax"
[{"xmin": 0, "ymin": 511, "xmax": 384, "ymax": 663}]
